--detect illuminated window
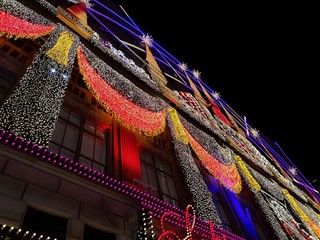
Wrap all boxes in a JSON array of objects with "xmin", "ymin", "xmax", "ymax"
[
  {"xmin": 139, "ymin": 150, "xmax": 179, "ymax": 207},
  {"xmin": 49, "ymin": 107, "xmax": 108, "ymax": 174},
  {"xmin": 79, "ymin": 120, "xmax": 107, "ymax": 173}
]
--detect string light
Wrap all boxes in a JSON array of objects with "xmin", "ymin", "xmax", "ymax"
[
  {"xmin": 77, "ymin": 45, "xmax": 166, "ymax": 136},
  {"xmin": 1, "ymin": 1, "xmax": 318, "ymax": 239}
]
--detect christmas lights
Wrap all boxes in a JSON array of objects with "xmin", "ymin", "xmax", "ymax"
[
  {"xmin": 0, "ymin": 24, "xmax": 79, "ymax": 147},
  {"xmin": 283, "ymin": 189, "xmax": 320, "ymax": 238},
  {"xmin": 77, "ymin": 45, "xmax": 166, "ymax": 136},
  {"xmin": 0, "ymin": 10, "xmax": 55, "ymax": 39},
  {"xmin": 0, "ymin": 0, "xmax": 54, "ymax": 26},
  {"xmin": 166, "ymin": 107, "xmax": 222, "ymax": 226},
  {"xmin": 184, "ymin": 128, "xmax": 242, "ymax": 194}
]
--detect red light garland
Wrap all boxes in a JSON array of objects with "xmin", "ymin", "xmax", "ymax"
[
  {"xmin": 77, "ymin": 46, "xmax": 166, "ymax": 136},
  {"xmin": 0, "ymin": 10, "xmax": 55, "ymax": 39}
]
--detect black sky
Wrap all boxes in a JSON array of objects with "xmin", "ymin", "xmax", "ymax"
[{"xmin": 111, "ymin": 1, "xmax": 319, "ymax": 188}]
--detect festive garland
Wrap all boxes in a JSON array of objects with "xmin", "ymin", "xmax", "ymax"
[
  {"xmin": 184, "ymin": 128, "xmax": 242, "ymax": 194},
  {"xmin": 0, "ymin": 0, "xmax": 54, "ymax": 26},
  {"xmin": 165, "ymin": 106, "xmax": 222, "ymax": 226},
  {"xmin": 173, "ymin": 91, "xmax": 227, "ymax": 142},
  {"xmin": 0, "ymin": 10, "xmax": 54, "ymax": 39},
  {"xmin": 32, "ymin": 0, "xmax": 57, "ymax": 16},
  {"xmin": 255, "ymin": 191, "xmax": 290, "ymax": 239},
  {"xmin": 269, "ymin": 166, "xmax": 308, "ymax": 203},
  {"xmin": 89, "ymin": 37, "xmax": 159, "ymax": 92},
  {"xmin": 180, "ymin": 116, "xmax": 234, "ymax": 165},
  {"xmin": 0, "ymin": 24, "xmax": 79, "ymax": 147},
  {"xmin": 283, "ymin": 189, "xmax": 320, "ymax": 238},
  {"xmin": 244, "ymin": 161, "xmax": 284, "ymax": 201},
  {"xmin": 80, "ymin": 45, "xmax": 164, "ymax": 112},
  {"xmin": 296, "ymin": 200, "xmax": 320, "ymax": 230},
  {"xmin": 77, "ymin": 46, "xmax": 166, "ymax": 136}
]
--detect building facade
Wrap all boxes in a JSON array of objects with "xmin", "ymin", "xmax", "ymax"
[{"xmin": 0, "ymin": 0, "xmax": 319, "ymax": 239}]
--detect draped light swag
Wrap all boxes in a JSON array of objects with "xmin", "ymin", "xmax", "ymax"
[
  {"xmin": 77, "ymin": 46, "xmax": 166, "ymax": 136},
  {"xmin": 0, "ymin": 10, "xmax": 55, "ymax": 39},
  {"xmin": 184, "ymin": 128, "xmax": 242, "ymax": 193},
  {"xmin": 282, "ymin": 189, "xmax": 320, "ymax": 238}
]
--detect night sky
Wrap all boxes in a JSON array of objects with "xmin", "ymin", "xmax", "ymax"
[{"xmin": 108, "ymin": 1, "xmax": 318, "ymax": 189}]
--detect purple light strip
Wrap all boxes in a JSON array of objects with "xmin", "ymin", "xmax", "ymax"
[
  {"xmin": 88, "ymin": 8, "xmax": 140, "ymax": 38},
  {"xmin": 92, "ymin": 0, "xmax": 144, "ymax": 35},
  {"xmin": 221, "ymin": 98, "xmax": 316, "ymax": 199},
  {"xmin": 0, "ymin": 129, "xmax": 244, "ymax": 239},
  {"xmin": 90, "ymin": 1, "xmax": 211, "ymax": 95},
  {"xmin": 89, "ymin": 0, "xmax": 318, "ymax": 205},
  {"xmin": 89, "ymin": 7, "xmax": 192, "ymax": 89},
  {"xmin": 249, "ymin": 136, "xmax": 320, "ymax": 200},
  {"xmin": 87, "ymin": 9, "xmax": 148, "ymax": 66},
  {"xmin": 248, "ymin": 137, "xmax": 319, "ymax": 203},
  {"xmin": 92, "ymin": 0, "xmax": 183, "ymax": 69},
  {"xmin": 244, "ymin": 116, "xmax": 249, "ymax": 136},
  {"xmin": 274, "ymin": 141, "xmax": 311, "ymax": 181}
]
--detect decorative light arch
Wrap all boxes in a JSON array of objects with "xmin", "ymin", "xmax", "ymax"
[
  {"xmin": 0, "ymin": 10, "xmax": 55, "ymax": 39},
  {"xmin": 77, "ymin": 46, "xmax": 166, "ymax": 136}
]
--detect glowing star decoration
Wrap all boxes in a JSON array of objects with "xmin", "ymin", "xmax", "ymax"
[
  {"xmin": 141, "ymin": 34, "xmax": 153, "ymax": 47},
  {"xmin": 250, "ymin": 128, "xmax": 260, "ymax": 138},
  {"xmin": 178, "ymin": 62, "xmax": 188, "ymax": 71},
  {"xmin": 289, "ymin": 167, "xmax": 298, "ymax": 176},
  {"xmin": 212, "ymin": 91, "xmax": 220, "ymax": 101},
  {"xmin": 192, "ymin": 69, "xmax": 201, "ymax": 79}
]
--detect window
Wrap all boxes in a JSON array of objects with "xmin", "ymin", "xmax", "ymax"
[
  {"xmin": 79, "ymin": 120, "xmax": 107, "ymax": 173},
  {"xmin": 211, "ymin": 191, "xmax": 233, "ymax": 233},
  {"xmin": 21, "ymin": 207, "xmax": 67, "ymax": 240},
  {"xmin": 84, "ymin": 225, "xmax": 116, "ymax": 240},
  {"xmin": 0, "ymin": 37, "xmax": 45, "ymax": 102},
  {"xmin": 139, "ymin": 150, "xmax": 179, "ymax": 207},
  {"xmin": 50, "ymin": 107, "xmax": 81, "ymax": 161},
  {"xmin": 49, "ymin": 107, "xmax": 108, "ymax": 174}
]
